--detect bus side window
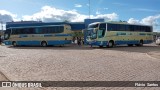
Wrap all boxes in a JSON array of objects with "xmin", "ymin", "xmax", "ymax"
[
  {"xmin": 107, "ymin": 24, "xmax": 115, "ymax": 31},
  {"xmin": 129, "ymin": 25, "xmax": 134, "ymax": 31},
  {"xmin": 35, "ymin": 28, "xmax": 41, "ymax": 34},
  {"xmin": 125, "ymin": 25, "xmax": 130, "ymax": 31},
  {"xmin": 146, "ymin": 26, "xmax": 151, "ymax": 32},
  {"xmin": 99, "ymin": 23, "xmax": 106, "ymax": 30}
]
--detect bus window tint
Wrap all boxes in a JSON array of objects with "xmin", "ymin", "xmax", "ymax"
[
  {"xmin": 107, "ymin": 24, "xmax": 117, "ymax": 31},
  {"xmin": 107, "ymin": 23, "xmax": 152, "ymax": 32},
  {"xmin": 40, "ymin": 26, "xmax": 64, "ymax": 34},
  {"xmin": 133, "ymin": 26, "xmax": 152, "ymax": 32},
  {"xmin": 125, "ymin": 25, "xmax": 132, "ymax": 31},
  {"xmin": 146, "ymin": 26, "xmax": 152, "ymax": 32},
  {"xmin": 134, "ymin": 26, "xmax": 141, "ymax": 32},
  {"xmin": 129, "ymin": 25, "xmax": 134, "ymax": 31},
  {"xmin": 4, "ymin": 29, "xmax": 11, "ymax": 40},
  {"xmin": 12, "ymin": 29, "xmax": 21, "ymax": 34},
  {"xmin": 99, "ymin": 23, "xmax": 106, "ymax": 30},
  {"xmin": 118, "ymin": 24, "xmax": 125, "ymax": 31},
  {"xmin": 25, "ymin": 28, "xmax": 34, "ymax": 34},
  {"xmin": 98, "ymin": 23, "xmax": 106, "ymax": 38}
]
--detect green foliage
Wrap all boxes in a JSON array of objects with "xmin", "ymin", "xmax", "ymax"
[{"xmin": 72, "ymin": 31, "xmax": 84, "ymax": 37}]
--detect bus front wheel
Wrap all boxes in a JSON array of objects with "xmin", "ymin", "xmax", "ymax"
[
  {"xmin": 99, "ymin": 45, "xmax": 103, "ymax": 48},
  {"xmin": 41, "ymin": 41, "xmax": 47, "ymax": 47},
  {"xmin": 12, "ymin": 41, "xmax": 17, "ymax": 47}
]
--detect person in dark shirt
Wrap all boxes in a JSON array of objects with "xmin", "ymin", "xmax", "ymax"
[
  {"xmin": 0, "ymin": 35, "xmax": 2, "ymax": 44},
  {"xmin": 77, "ymin": 37, "xmax": 81, "ymax": 46}
]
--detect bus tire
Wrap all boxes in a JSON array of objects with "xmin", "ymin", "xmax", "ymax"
[
  {"xmin": 12, "ymin": 41, "xmax": 17, "ymax": 47},
  {"xmin": 139, "ymin": 40, "xmax": 143, "ymax": 46},
  {"xmin": 41, "ymin": 41, "xmax": 47, "ymax": 47},
  {"xmin": 59, "ymin": 44, "xmax": 64, "ymax": 47},
  {"xmin": 128, "ymin": 44, "xmax": 133, "ymax": 47},
  {"xmin": 136, "ymin": 40, "xmax": 143, "ymax": 46},
  {"xmin": 107, "ymin": 41, "xmax": 114, "ymax": 48},
  {"xmin": 99, "ymin": 45, "xmax": 103, "ymax": 48}
]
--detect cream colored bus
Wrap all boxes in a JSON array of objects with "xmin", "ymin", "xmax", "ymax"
[
  {"xmin": 86, "ymin": 22, "xmax": 153, "ymax": 48},
  {"xmin": 4, "ymin": 24, "xmax": 73, "ymax": 46}
]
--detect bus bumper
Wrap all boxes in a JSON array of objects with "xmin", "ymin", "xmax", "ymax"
[
  {"xmin": 4, "ymin": 41, "xmax": 12, "ymax": 45},
  {"xmin": 86, "ymin": 41, "xmax": 108, "ymax": 46}
]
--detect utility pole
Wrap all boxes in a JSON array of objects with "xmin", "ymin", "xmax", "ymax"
[{"xmin": 89, "ymin": 0, "xmax": 91, "ymax": 19}]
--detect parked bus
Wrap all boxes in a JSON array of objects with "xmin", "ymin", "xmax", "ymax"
[
  {"xmin": 4, "ymin": 24, "xmax": 73, "ymax": 46},
  {"xmin": 86, "ymin": 22, "xmax": 153, "ymax": 48}
]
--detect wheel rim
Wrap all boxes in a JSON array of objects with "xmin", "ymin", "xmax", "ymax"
[
  {"xmin": 109, "ymin": 42, "xmax": 113, "ymax": 47},
  {"xmin": 140, "ymin": 41, "xmax": 143, "ymax": 46},
  {"xmin": 42, "ymin": 42, "xmax": 47, "ymax": 47},
  {"xmin": 13, "ymin": 42, "xmax": 16, "ymax": 46}
]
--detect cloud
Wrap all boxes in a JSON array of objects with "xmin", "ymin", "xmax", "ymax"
[
  {"xmin": 112, "ymin": 2, "xmax": 127, "ymax": 6},
  {"xmin": 22, "ymin": 6, "xmax": 118, "ymax": 22},
  {"xmin": 132, "ymin": 8, "xmax": 159, "ymax": 13},
  {"xmin": 128, "ymin": 15, "xmax": 160, "ymax": 32},
  {"xmin": 104, "ymin": 8, "xmax": 109, "ymax": 10},
  {"xmin": 94, "ymin": 13, "xmax": 118, "ymax": 21},
  {"xmin": 74, "ymin": 4, "xmax": 82, "ymax": 8},
  {"xmin": 96, "ymin": 8, "xmax": 109, "ymax": 15},
  {"xmin": 96, "ymin": 11, "xmax": 101, "ymax": 15},
  {"xmin": 128, "ymin": 18, "xmax": 140, "ymax": 24},
  {"xmin": 128, "ymin": 15, "xmax": 160, "ymax": 25},
  {"xmin": 141, "ymin": 15, "xmax": 160, "ymax": 25},
  {"xmin": 0, "ymin": 10, "xmax": 18, "ymax": 23},
  {"xmin": 86, "ymin": 4, "xmax": 89, "ymax": 6}
]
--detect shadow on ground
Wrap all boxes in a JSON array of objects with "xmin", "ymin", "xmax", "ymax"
[{"xmin": 6, "ymin": 44, "xmax": 160, "ymax": 53}]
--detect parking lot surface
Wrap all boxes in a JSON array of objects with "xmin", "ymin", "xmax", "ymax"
[{"xmin": 0, "ymin": 44, "xmax": 160, "ymax": 90}]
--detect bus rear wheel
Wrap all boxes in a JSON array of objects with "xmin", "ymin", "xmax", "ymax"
[
  {"xmin": 99, "ymin": 45, "xmax": 103, "ymax": 48},
  {"xmin": 136, "ymin": 40, "xmax": 143, "ymax": 46},
  {"xmin": 128, "ymin": 44, "xmax": 133, "ymax": 47},
  {"xmin": 12, "ymin": 41, "xmax": 17, "ymax": 47},
  {"xmin": 107, "ymin": 41, "xmax": 114, "ymax": 48},
  {"xmin": 41, "ymin": 41, "xmax": 47, "ymax": 47}
]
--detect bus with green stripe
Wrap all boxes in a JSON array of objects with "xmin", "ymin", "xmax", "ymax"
[
  {"xmin": 86, "ymin": 22, "xmax": 153, "ymax": 48},
  {"xmin": 4, "ymin": 24, "xmax": 73, "ymax": 46}
]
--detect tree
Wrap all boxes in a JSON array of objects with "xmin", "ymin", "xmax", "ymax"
[
  {"xmin": 72, "ymin": 31, "xmax": 84, "ymax": 37},
  {"xmin": 63, "ymin": 20, "xmax": 69, "ymax": 23}
]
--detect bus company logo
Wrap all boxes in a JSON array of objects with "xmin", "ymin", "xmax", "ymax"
[{"xmin": 2, "ymin": 82, "xmax": 12, "ymax": 87}]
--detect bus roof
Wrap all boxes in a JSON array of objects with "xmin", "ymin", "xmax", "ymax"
[
  {"xmin": 89, "ymin": 21, "xmax": 152, "ymax": 27},
  {"xmin": 6, "ymin": 25, "xmax": 67, "ymax": 29}
]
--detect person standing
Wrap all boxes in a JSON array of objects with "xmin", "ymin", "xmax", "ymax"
[
  {"xmin": 0, "ymin": 35, "xmax": 2, "ymax": 45},
  {"xmin": 77, "ymin": 37, "xmax": 81, "ymax": 46}
]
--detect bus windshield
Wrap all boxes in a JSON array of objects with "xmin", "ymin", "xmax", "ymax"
[
  {"xmin": 88, "ymin": 24, "xmax": 99, "ymax": 28},
  {"xmin": 87, "ymin": 28, "xmax": 97, "ymax": 39}
]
